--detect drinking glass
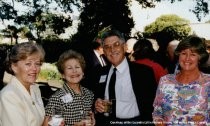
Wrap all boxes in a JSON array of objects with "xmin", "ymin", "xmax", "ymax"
[
  {"xmin": 102, "ymin": 99, "xmax": 113, "ymax": 116},
  {"xmin": 48, "ymin": 110, "xmax": 64, "ymax": 126}
]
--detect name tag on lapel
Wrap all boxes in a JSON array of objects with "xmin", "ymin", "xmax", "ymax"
[
  {"xmin": 99, "ymin": 75, "xmax": 107, "ymax": 83},
  {"xmin": 61, "ymin": 93, "xmax": 73, "ymax": 103}
]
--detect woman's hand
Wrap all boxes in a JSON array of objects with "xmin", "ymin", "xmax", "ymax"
[
  {"xmin": 89, "ymin": 111, "xmax": 95, "ymax": 126},
  {"xmin": 42, "ymin": 116, "xmax": 65, "ymax": 126},
  {"xmin": 59, "ymin": 120, "xmax": 65, "ymax": 126},
  {"xmin": 73, "ymin": 121, "xmax": 85, "ymax": 126},
  {"xmin": 74, "ymin": 111, "xmax": 95, "ymax": 126}
]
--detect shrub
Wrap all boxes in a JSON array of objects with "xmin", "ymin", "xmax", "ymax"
[{"xmin": 38, "ymin": 63, "xmax": 61, "ymax": 81}]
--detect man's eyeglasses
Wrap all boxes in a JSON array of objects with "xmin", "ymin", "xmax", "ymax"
[{"xmin": 103, "ymin": 41, "xmax": 122, "ymax": 50}]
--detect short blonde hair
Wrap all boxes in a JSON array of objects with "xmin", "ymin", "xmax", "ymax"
[{"xmin": 5, "ymin": 42, "xmax": 45, "ymax": 75}]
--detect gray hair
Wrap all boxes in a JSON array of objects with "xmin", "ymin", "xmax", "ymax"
[{"xmin": 101, "ymin": 30, "xmax": 125, "ymax": 45}]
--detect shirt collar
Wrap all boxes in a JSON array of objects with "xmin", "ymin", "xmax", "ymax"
[
  {"xmin": 111, "ymin": 57, "xmax": 128, "ymax": 74},
  {"xmin": 93, "ymin": 50, "xmax": 100, "ymax": 57},
  {"xmin": 63, "ymin": 83, "xmax": 84, "ymax": 96}
]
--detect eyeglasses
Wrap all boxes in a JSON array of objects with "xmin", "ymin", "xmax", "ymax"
[{"xmin": 103, "ymin": 41, "xmax": 122, "ymax": 50}]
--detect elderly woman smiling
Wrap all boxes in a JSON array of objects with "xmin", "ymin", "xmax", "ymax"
[{"xmin": 43, "ymin": 50, "xmax": 95, "ymax": 126}]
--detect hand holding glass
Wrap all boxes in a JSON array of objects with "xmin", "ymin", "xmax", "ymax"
[
  {"xmin": 102, "ymin": 99, "xmax": 112, "ymax": 116},
  {"xmin": 81, "ymin": 111, "xmax": 96, "ymax": 126},
  {"xmin": 48, "ymin": 111, "xmax": 64, "ymax": 126}
]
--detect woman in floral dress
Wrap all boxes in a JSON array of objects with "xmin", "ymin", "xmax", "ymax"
[{"xmin": 153, "ymin": 35, "xmax": 210, "ymax": 126}]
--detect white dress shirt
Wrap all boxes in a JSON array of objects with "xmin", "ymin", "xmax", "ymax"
[
  {"xmin": 93, "ymin": 50, "xmax": 106, "ymax": 67},
  {"xmin": 0, "ymin": 76, "xmax": 45, "ymax": 126},
  {"xmin": 105, "ymin": 58, "xmax": 140, "ymax": 119}
]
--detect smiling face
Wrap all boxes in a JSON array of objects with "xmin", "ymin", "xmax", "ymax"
[
  {"xmin": 62, "ymin": 58, "xmax": 84, "ymax": 85},
  {"xmin": 12, "ymin": 53, "xmax": 42, "ymax": 87},
  {"xmin": 178, "ymin": 48, "xmax": 200, "ymax": 72},
  {"xmin": 103, "ymin": 36, "xmax": 126, "ymax": 67}
]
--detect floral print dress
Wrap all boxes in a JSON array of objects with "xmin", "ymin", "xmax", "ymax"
[{"xmin": 152, "ymin": 73, "xmax": 210, "ymax": 126}]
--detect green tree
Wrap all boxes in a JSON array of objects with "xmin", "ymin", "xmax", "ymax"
[
  {"xmin": 0, "ymin": 0, "xmax": 209, "ymax": 44},
  {"xmin": 0, "ymin": 0, "xmax": 76, "ymax": 42},
  {"xmin": 18, "ymin": 27, "xmax": 35, "ymax": 41},
  {"xmin": 70, "ymin": 0, "xmax": 134, "ymax": 52},
  {"xmin": 1, "ymin": 25, "xmax": 34, "ymax": 44},
  {"xmin": 144, "ymin": 14, "xmax": 191, "ymax": 40},
  {"xmin": 0, "ymin": 1, "xmax": 17, "ymax": 22},
  {"xmin": 135, "ymin": 0, "xmax": 209, "ymax": 21},
  {"xmin": 14, "ymin": 10, "xmax": 73, "ymax": 43},
  {"xmin": 1, "ymin": 25, "xmax": 19, "ymax": 44}
]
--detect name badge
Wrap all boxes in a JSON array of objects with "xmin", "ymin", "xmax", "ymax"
[
  {"xmin": 61, "ymin": 93, "xmax": 73, "ymax": 103},
  {"xmin": 99, "ymin": 75, "xmax": 107, "ymax": 83}
]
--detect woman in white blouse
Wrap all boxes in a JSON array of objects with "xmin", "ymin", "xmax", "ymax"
[{"xmin": 0, "ymin": 42, "xmax": 45, "ymax": 126}]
